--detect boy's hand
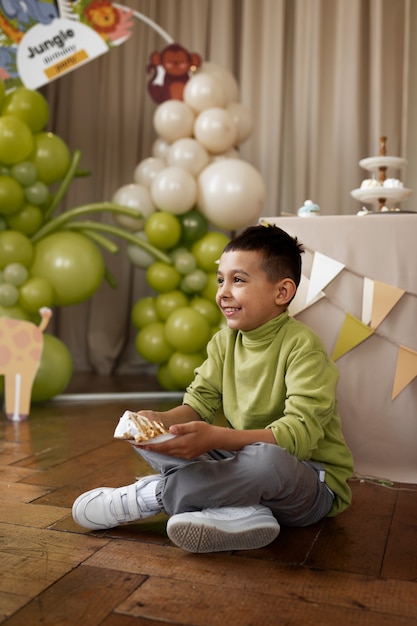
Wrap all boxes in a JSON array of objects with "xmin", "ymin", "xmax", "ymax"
[{"xmin": 139, "ymin": 421, "xmax": 219, "ymax": 459}]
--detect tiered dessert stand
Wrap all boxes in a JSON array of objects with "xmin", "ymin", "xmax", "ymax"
[{"xmin": 351, "ymin": 136, "xmax": 413, "ymax": 212}]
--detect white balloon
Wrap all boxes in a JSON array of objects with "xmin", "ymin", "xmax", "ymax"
[
  {"xmin": 226, "ymin": 102, "xmax": 253, "ymax": 144},
  {"xmin": 112, "ymin": 184, "xmax": 156, "ymax": 231},
  {"xmin": 199, "ymin": 62, "xmax": 239, "ymax": 103},
  {"xmin": 194, "ymin": 107, "xmax": 237, "ymax": 154},
  {"xmin": 210, "ymin": 147, "xmax": 240, "ymax": 162},
  {"xmin": 127, "ymin": 231, "xmax": 155, "ymax": 269},
  {"xmin": 152, "ymin": 137, "xmax": 170, "ymax": 161},
  {"xmin": 197, "ymin": 159, "xmax": 266, "ymax": 230},
  {"xmin": 167, "ymin": 138, "xmax": 210, "ymax": 176},
  {"xmin": 183, "ymin": 72, "xmax": 225, "ymax": 112},
  {"xmin": 153, "ymin": 99, "xmax": 195, "ymax": 143},
  {"xmin": 134, "ymin": 157, "xmax": 165, "ymax": 188},
  {"xmin": 151, "ymin": 166, "xmax": 197, "ymax": 215}
]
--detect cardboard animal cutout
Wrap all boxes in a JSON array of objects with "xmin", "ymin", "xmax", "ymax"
[{"xmin": 0, "ymin": 307, "xmax": 52, "ymax": 421}]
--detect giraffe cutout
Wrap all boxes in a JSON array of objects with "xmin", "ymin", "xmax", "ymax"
[{"xmin": 0, "ymin": 307, "xmax": 52, "ymax": 421}]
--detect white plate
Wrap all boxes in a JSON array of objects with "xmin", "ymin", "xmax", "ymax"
[
  {"xmin": 359, "ymin": 156, "xmax": 407, "ymax": 171},
  {"xmin": 351, "ymin": 187, "xmax": 413, "ymax": 204},
  {"xmin": 122, "ymin": 433, "xmax": 176, "ymax": 445}
]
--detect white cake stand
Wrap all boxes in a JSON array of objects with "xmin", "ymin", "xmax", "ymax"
[{"xmin": 351, "ymin": 137, "xmax": 413, "ymax": 212}]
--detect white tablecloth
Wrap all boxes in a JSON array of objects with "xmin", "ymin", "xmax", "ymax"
[{"xmin": 263, "ymin": 215, "xmax": 417, "ymax": 483}]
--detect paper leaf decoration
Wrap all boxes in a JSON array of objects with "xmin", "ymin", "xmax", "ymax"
[
  {"xmin": 306, "ymin": 252, "xmax": 345, "ymax": 305},
  {"xmin": 332, "ymin": 313, "xmax": 374, "ymax": 361},
  {"xmin": 392, "ymin": 345, "xmax": 417, "ymax": 399},
  {"xmin": 288, "ymin": 274, "xmax": 325, "ymax": 316}
]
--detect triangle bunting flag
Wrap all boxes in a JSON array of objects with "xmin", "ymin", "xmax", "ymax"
[
  {"xmin": 392, "ymin": 345, "xmax": 417, "ymax": 399},
  {"xmin": 306, "ymin": 252, "xmax": 345, "ymax": 305},
  {"xmin": 289, "ymin": 274, "xmax": 325, "ymax": 316},
  {"xmin": 332, "ymin": 313, "xmax": 374, "ymax": 361},
  {"xmin": 370, "ymin": 280, "xmax": 405, "ymax": 330},
  {"xmin": 361, "ymin": 277, "xmax": 374, "ymax": 325}
]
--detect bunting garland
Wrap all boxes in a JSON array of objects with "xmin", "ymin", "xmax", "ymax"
[{"xmin": 293, "ymin": 250, "xmax": 417, "ymax": 400}]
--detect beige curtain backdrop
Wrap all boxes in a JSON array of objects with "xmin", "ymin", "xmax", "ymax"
[{"xmin": 42, "ymin": 0, "xmax": 414, "ymax": 375}]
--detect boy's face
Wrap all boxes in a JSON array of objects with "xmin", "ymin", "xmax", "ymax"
[{"xmin": 216, "ymin": 249, "xmax": 290, "ymax": 332}]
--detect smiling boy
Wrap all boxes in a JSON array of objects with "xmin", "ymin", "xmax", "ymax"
[{"xmin": 73, "ymin": 224, "xmax": 354, "ymax": 552}]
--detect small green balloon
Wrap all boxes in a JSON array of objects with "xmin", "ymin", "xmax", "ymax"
[
  {"xmin": 3, "ymin": 262, "xmax": 28, "ymax": 286},
  {"xmin": 31, "ymin": 334, "xmax": 73, "ymax": 402},
  {"xmin": 131, "ymin": 297, "xmax": 159, "ymax": 329},
  {"xmin": 0, "ymin": 282, "xmax": 19, "ymax": 306},
  {"xmin": 136, "ymin": 322, "xmax": 174, "ymax": 364}
]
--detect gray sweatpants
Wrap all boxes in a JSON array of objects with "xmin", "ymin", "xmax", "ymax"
[{"xmin": 135, "ymin": 442, "xmax": 334, "ymax": 527}]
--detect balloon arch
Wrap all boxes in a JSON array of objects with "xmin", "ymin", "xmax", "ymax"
[{"xmin": 0, "ymin": 4, "xmax": 266, "ymax": 415}]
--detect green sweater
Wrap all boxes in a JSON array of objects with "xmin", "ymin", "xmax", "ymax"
[{"xmin": 183, "ymin": 311, "xmax": 354, "ymax": 516}]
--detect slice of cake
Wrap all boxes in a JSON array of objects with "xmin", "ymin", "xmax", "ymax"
[{"xmin": 114, "ymin": 410, "xmax": 169, "ymax": 443}]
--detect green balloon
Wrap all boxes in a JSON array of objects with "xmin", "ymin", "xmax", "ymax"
[
  {"xmin": 31, "ymin": 334, "xmax": 73, "ymax": 402},
  {"xmin": 167, "ymin": 351, "xmax": 205, "ymax": 388},
  {"xmin": 131, "ymin": 296, "xmax": 159, "ymax": 329},
  {"xmin": 165, "ymin": 307, "xmax": 210, "ymax": 353},
  {"xmin": 136, "ymin": 322, "xmax": 174, "ymax": 364},
  {"xmin": 31, "ymin": 231, "xmax": 105, "ymax": 306},
  {"xmin": 179, "ymin": 209, "xmax": 208, "ymax": 244},
  {"xmin": 155, "ymin": 290, "xmax": 188, "ymax": 321},
  {"xmin": 0, "ymin": 230, "xmax": 34, "ymax": 269}
]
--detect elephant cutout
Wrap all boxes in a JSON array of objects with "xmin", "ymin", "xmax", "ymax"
[{"xmin": 0, "ymin": 307, "xmax": 52, "ymax": 421}]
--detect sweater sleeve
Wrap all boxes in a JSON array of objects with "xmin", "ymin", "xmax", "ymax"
[
  {"xmin": 182, "ymin": 334, "xmax": 224, "ymax": 422},
  {"xmin": 268, "ymin": 338, "xmax": 340, "ymax": 460}
]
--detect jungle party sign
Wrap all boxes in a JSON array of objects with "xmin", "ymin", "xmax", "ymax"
[{"xmin": 0, "ymin": 0, "xmax": 134, "ymax": 91}]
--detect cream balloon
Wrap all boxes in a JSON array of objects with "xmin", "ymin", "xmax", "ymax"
[
  {"xmin": 167, "ymin": 138, "xmax": 210, "ymax": 176},
  {"xmin": 127, "ymin": 231, "xmax": 155, "ymax": 269},
  {"xmin": 183, "ymin": 72, "xmax": 225, "ymax": 112},
  {"xmin": 197, "ymin": 159, "xmax": 266, "ymax": 230},
  {"xmin": 134, "ymin": 157, "xmax": 165, "ymax": 188},
  {"xmin": 226, "ymin": 102, "xmax": 253, "ymax": 144},
  {"xmin": 199, "ymin": 62, "xmax": 239, "ymax": 103},
  {"xmin": 152, "ymin": 137, "xmax": 170, "ymax": 161},
  {"xmin": 112, "ymin": 184, "xmax": 156, "ymax": 231},
  {"xmin": 194, "ymin": 107, "xmax": 237, "ymax": 154},
  {"xmin": 153, "ymin": 100, "xmax": 195, "ymax": 143},
  {"xmin": 210, "ymin": 147, "xmax": 240, "ymax": 162},
  {"xmin": 151, "ymin": 166, "xmax": 197, "ymax": 215}
]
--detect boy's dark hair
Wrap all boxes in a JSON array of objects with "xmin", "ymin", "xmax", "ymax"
[{"xmin": 223, "ymin": 224, "xmax": 304, "ymax": 286}]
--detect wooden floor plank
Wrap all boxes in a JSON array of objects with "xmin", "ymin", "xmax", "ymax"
[
  {"xmin": 0, "ymin": 591, "xmax": 32, "ymax": 623},
  {"xmin": 0, "ymin": 464, "xmax": 41, "ymax": 482},
  {"xmin": 21, "ymin": 443, "xmax": 127, "ymax": 487},
  {"xmin": 381, "ymin": 486, "xmax": 417, "ymax": 580},
  {"xmin": 1, "ymin": 565, "xmax": 145, "ymax": 626},
  {"xmin": 85, "ymin": 540, "xmax": 417, "ymax": 620},
  {"xmin": 116, "ymin": 575, "xmax": 417, "ymax": 626},
  {"xmin": 102, "ymin": 614, "xmax": 179, "ymax": 626},
  {"xmin": 0, "ymin": 523, "xmax": 109, "ymax": 567},
  {"xmin": 0, "ymin": 480, "xmax": 52, "ymax": 503},
  {"xmin": 305, "ymin": 480, "xmax": 396, "ymax": 576},
  {"xmin": 0, "ymin": 500, "xmax": 70, "ymax": 528}
]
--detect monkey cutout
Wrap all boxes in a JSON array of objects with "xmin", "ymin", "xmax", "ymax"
[{"xmin": 147, "ymin": 43, "xmax": 202, "ymax": 104}]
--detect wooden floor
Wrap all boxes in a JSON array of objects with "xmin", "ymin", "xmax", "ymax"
[{"xmin": 1, "ymin": 373, "xmax": 417, "ymax": 626}]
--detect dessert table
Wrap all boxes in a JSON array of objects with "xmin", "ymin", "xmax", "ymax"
[{"xmin": 262, "ymin": 214, "xmax": 417, "ymax": 483}]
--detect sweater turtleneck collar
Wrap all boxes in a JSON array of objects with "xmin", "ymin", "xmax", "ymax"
[{"xmin": 238, "ymin": 311, "xmax": 289, "ymax": 347}]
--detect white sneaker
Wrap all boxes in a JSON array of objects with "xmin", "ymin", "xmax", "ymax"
[
  {"xmin": 166, "ymin": 505, "xmax": 280, "ymax": 553},
  {"xmin": 72, "ymin": 475, "xmax": 162, "ymax": 530}
]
